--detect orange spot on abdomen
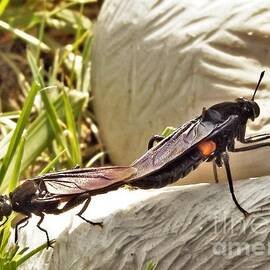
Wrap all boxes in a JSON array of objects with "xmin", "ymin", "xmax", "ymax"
[{"xmin": 197, "ymin": 140, "xmax": 216, "ymax": 156}]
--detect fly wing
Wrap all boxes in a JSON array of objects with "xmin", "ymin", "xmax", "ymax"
[
  {"xmin": 39, "ymin": 166, "xmax": 137, "ymax": 195},
  {"xmin": 132, "ymin": 115, "xmax": 238, "ymax": 178}
]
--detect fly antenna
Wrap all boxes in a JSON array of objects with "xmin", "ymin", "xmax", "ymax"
[{"xmin": 251, "ymin": 71, "xmax": 265, "ymax": 101}]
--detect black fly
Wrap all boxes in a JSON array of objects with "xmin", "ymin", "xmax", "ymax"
[
  {"xmin": 0, "ymin": 166, "xmax": 136, "ymax": 247},
  {"xmin": 0, "ymin": 71, "xmax": 267, "ymax": 246},
  {"xmin": 129, "ymin": 71, "xmax": 267, "ymax": 217}
]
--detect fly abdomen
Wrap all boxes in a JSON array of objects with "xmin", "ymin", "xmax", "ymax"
[{"xmin": 130, "ymin": 147, "xmax": 205, "ymax": 189}]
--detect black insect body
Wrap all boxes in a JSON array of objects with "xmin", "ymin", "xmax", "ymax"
[
  {"xmin": 0, "ymin": 72, "xmax": 267, "ymax": 246},
  {"xmin": 129, "ymin": 71, "xmax": 267, "ymax": 216},
  {"xmin": 0, "ymin": 166, "xmax": 136, "ymax": 247}
]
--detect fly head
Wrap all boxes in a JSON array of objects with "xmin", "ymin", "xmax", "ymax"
[
  {"xmin": 235, "ymin": 71, "xmax": 265, "ymax": 121},
  {"xmin": 235, "ymin": 98, "xmax": 260, "ymax": 121},
  {"xmin": 0, "ymin": 195, "xmax": 12, "ymax": 222}
]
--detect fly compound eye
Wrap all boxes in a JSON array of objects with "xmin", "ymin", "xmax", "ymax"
[
  {"xmin": 0, "ymin": 195, "xmax": 12, "ymax": 217},
  {"xmin": 251, "ymin": 101, "xmax": 260, "ymax": 119},
  {"xmin": 243, "ymin": 104, "xmax": 249, "ymax": 112},
  {"xmin": 2, "ymin": 200, "xmax": 12, "ymax": 217}
]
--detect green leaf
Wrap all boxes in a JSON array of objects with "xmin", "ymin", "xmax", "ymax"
[
  {"xmin": 161, "ymin": 126, "xmax": 177, "ymax": 137},
  {"xmin": 0, "ymin": 91, "xmax": 87, "ymax": 193},
  {"xmin": 15, "ymin": 240, "xmax": 55, "ymax": 266},
  {"xmin": 0, "ymin": 82, "xmax": 39, "ymax": 186},
  {"xmin": 8, "ymin": 131, "xmax": 26, "ymax": 193},
  {"xmin": 0, "ymin": 20, "xmax": 50, "ymax": 52},
  {"xmin": 68, "ymin": 0, "xmax": 97, "ymax": 3},
  {"xmin": 27, "ymin": 49, "xmax": 72, "ymax": 164},
  {"xmin": 26, "ymin": 50, "xmax": 45, "ymax": 87},
  {"xmin": 86, "ymin": 151, "xmax": 105, "ymax": 167},
  {"xmin": 79, "ymin": 32, "xmax": 92, "ymax": 93},
  {"xmin": 39, "ymin": 149, "xmax": 66, "ymax": 175},
  {"xmin": 63, "ymin": 90, "xmax": 81, "ymax": 165},
  {"xmin": 56, "ymin": 9, "xmax": 92, "ymax": 30},
  {"xmin": 0, "ymin": 0, "xmax": 10, "ymax": 17},
  {"xmin": 144, "ymin": 261, "xmax": 156, "ymax": 270}
]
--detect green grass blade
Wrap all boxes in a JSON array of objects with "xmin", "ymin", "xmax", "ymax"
[
  {"xmin": 161, "ymin": 126, "xmax": 177, "ymax": 137},
  {"xmin": 144, "ymin": 261, "xmax": 156, "ymax": 270},
  {"xmin": 27, "ymin": 49, "xmax": 72, "ymax": 164},
  {"xmin": 86, "ymin": 151, "xmax": 105, "ymax": 167},
  {"xmin": 0, "ymin": 225, "xmax": 11, "ymax": 255},
  {"xmin": 0, "ymin": 227, "xmax": 9, "ymax": 254},
  {"xmin": 15, "ymin": 240, "xmax": 55, "ymax": 266},
  {"xmin": 63, "ymin": 90, "xmax": 81, "ymax": 165},
  {"xmin": 55, "ymin": 8, "xmax": 92, "ymax": 30},
  {"xmin": 79, "ymin": 32, "xmax": 92, "ymax": 93},
  {"xmin": 26, "ymin": 49, "xmax": 45, "ymax": 87},
  {"xmin": 40, "ymin": 90, "xmax": 73, "ymax": 163},
  {"xmin": 0, "ymin": 91, "xmax": 87, "ymax": 193},
  {"xmin": 68, "ymin": 0, "xmax": 98, "ymax": 3},
  {"xmin": 7, "ymin": 245, "xmax": 19, "ymax": 261},
  {"xmin": 0, "ymin": 82, "xmax": 39, "ymax": 186},
  {"xmin": 0, "ymin": 0, "xmax": 10, "ymax": 17},
  {"xmin": 49, "ymin": 49, "xmax": 60, "ymax": 85},
  {"xmin": 0, "ymin": 20, "xmax": 50, "ymax": 52},
  {"xmin": 39, "ymin": 149, "xmax": 66, "ymax": 175},
  {"xmin": 8, "ymin": 132, "xmax": 26, "ymax": 192}
]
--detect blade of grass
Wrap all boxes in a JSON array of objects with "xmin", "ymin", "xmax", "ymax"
[
  {"xmin": 0, "ymin": 91, "xmax": 88, "ymax": 193},
  {"xmin": 144, "ymin": 261, "xmax": 156, "ymax": 270},
  {"xmin": 27, "ymin": 49, "xmax": 72, "ymax": 164},
  {"xmin": 26, "ymin": 49, "xmax": 45, "ymax": 87},
  {"xmin": 56, "ymin": 8, "xmax": 92, "ymax": 30},
  {"xmin": 49, "ymin": 49, "xmax": 60, "ymax": 85},
  {"xmin": 68, "ymin": 0, "xmax": 98, "ymax": 3},
  {"xmin": 0, "ymin": 20, "xmax": 50, "ymax": 52},
  {"xmin": 15, "ymin": 240, "xmax": 55, "ymax": 266},
  {"xmin": 63, "ymin": 90, "xmax": 81, "ymax": 165},
  {"xmin": 0, "ymin": 0, "xmax": 10, "ymax": 17},
  {"xmin": 35, "ymin": 12, "xmax": 46, "ymax": 61},
  {"xmin": 39, "ymin": 149, "xmax": 66, "ymax": 175},
  {"xmin": 7, "ymin": 245, "xmax": 19, "ymax": 261},
  {"xmin": 0, "ymin": 227, "xmax": 10, "ymax": 254},
  {"xmin": 0, "ymin": 81, "xmax": 39, "ymax": 186},
  {"xmin": 0, "ymin": 117, "xmax": 16, "ymax": 130},
  {"xmin": 161, "ymin": 126, "xmax": 177, "ymax": 137},
  {"xmin": 0, "ymin": 112, "xmax": 20, "ymax": 119},
  {"xmin": 8, "ymin": 132, "xmax": 26, "ymax": 192},
  {"xmin": 79, "ymin": 31, "xmax": 92, "ymax": 93},
  {"xmin": 40, "ymin": 89, "xmax": 71, "ymax": 160},
  {"xmin": 85, "ymin": 151, "xmax": 105, "ymax": 167}
]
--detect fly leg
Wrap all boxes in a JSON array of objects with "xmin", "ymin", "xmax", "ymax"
[
  {"xmin": 212, "ymin": 161, "xmax": 219, "ymax": 183},
  {"xmin": 237, "ymin": 126, "xmax": 270, "ymax": 144},
  {"xmin": 221, "ymin": 152, "xmax": 249, "ymax": 217},
  {"xmin": 53, "ymin": 194, "xmax": 103, "ymax": 227},
  {"xmin": 35, "ymin": 212, "xmax": 52, "ymax": 248},
  {"xmin": 212, "ymin": 155, "xmax": 222, "ymax": 183},
  {"xmin": 77, "ymin": 196, "xmax": 103, "ymax": 227},
  {"xmin": 228, "ymin": 128, "xmax": 270, "ymax": 151},
  {"xmin": 241, "ymin": 133, "xmax": 270, "ymax": 143},
  {"xmin": 148, "ymin": 135, "xmax": 164, "ymax": 149},
  {"xmin": 228, "ymin": 141, "xmax": 270, "ymax": 152},
  {"xmin": 0, "ymin": 217, "xmax": 8, "ymax": 227},
  {"xmin": 15, "ymin": 214, "xmax": 31, "ymax": 243}
]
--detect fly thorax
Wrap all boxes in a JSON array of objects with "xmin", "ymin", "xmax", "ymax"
[{"xmin": 204, "ymin": 109, "xmax": 224, "ymax": 123}]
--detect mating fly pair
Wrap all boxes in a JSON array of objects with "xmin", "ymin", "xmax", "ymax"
[{"xmin": 0, "ymin": 71, "xmax": 269, "ymax": 247}]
